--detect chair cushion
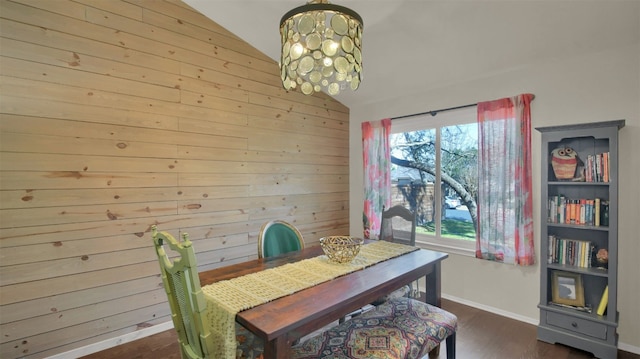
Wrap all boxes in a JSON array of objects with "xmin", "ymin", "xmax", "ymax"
[
  {"xmin": 235, "ymin": 323, "xmax": 264, "ymax": 359},
  {"xmin": 290, "ymin": 297, "xmax": 458, "ymax": 359}
]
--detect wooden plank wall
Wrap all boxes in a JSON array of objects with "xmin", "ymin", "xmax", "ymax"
[{"xmin": 0, "ymin": 0, "xmax": 350, "ymax": 357}]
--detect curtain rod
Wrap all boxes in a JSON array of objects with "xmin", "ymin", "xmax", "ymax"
[{"xmin": 391, "ymin": 103, "xmax": 477, "ymax": 121}]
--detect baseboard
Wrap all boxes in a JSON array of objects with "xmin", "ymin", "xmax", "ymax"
[
  {"xmin": 618, "ymin": 343, "xmax": 640, "ymax": 355},
  {"xmin": 443, "ymin": 294, "xmax": 640, "ymax": 355},
  {"xmin": 45, "ymin": 321, "xmax": 174, "ymax": 359},
  {"xmin": 442, "ymin": 293, "xmax": 539, "ymax": 325}
]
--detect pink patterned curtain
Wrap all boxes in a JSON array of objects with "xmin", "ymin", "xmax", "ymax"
[
  {"xmin": 476, "ymin": 94, "xmax": 535, "ymax": 265},
  {"xmin": 362, "ymin": 119, "xmax": 392, "ymax": 239}
]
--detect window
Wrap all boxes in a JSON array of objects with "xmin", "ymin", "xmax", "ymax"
[{"xmin": 390, "ymin": 107, "xmax": 477, "ymax": 255}]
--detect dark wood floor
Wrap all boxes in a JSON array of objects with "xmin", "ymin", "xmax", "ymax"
[{"xmin": 82, "ymin": 299, "xmax": 638, "ymax": 359}]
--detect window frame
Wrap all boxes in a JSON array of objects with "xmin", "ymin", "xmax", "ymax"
[{"xmin": 390, "ymin": 107, "xmax": 477, "ymax": 257}]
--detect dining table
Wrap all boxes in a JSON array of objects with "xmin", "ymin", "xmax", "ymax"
[{"xmin": 199, "ymin": 241, "xmax": 449, "ymax": 359}]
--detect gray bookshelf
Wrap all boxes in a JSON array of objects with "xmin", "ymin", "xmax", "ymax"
[{"xmin": 536, "ymin": 120, "xmax": 624, "ymax": 359}]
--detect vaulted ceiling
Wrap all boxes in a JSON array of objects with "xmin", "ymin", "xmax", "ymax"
[{"xmin": 184, "ymin": 0, "xmax": 640, "ymax": 109}]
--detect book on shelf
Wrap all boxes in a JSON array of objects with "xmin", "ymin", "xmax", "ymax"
[
  {"xmin": 603, "ymin": 152, "xmax": 609, "ymax": 182},
  {"xmin": 597, "ymin": 285, "xmax": 609, "ymax": 316},
  {"xmin": 547, "ymin": 235, "xmax": 594, "ymax": 268},
  {"xmin": 549, "ymin": 302, "xmax": 593, "ymax": 313},
  {"xmin": 600, "ymin": 200, "xmax": 609, "ymax": 226},
  {"xmin": 585, "ymin": 151, "xmax": 610, "ymax": 183},
  {"xmin": 547, "ymin": 195, "xmax": 608, "ymax": 227}
]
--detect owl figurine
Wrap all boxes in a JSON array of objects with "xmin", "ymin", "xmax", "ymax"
[{"xmin": 551, "ymin": 146, "xmax": 584, "ymax": 181}]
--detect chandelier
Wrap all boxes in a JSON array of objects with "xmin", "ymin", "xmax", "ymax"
[{"xmin": 279, "ymin": 0, "xmax": 363, "ymax": 96}]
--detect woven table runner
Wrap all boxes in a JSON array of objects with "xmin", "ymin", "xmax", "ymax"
[{"xmin": 201, "ymin": 240, "xmax": 418, "ymax": 359}]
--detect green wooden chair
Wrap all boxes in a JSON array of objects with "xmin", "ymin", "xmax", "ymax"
[
  {"xmin": 257, "ymin": 220, "xmax": 305, "ymax": 258},
  {"xmin": 152, "ymin": 225, "xmax": 213, "ymax": 359},
  {"xmin": 152, "ymin": 226, "xmax": 264, "ymax": 359}
]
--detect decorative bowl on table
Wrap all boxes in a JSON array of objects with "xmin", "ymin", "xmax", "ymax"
[{"xmin": 319, "ymin": 236, "xmax": 364, "ymax": 263}]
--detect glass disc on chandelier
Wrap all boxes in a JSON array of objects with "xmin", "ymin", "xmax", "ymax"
[{"xmin": 280, "ymin": 0, "xmax": 363, "ymax": 96}]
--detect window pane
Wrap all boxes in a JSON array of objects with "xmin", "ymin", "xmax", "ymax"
[
  {"xmin": 390, "ymin": 106, "xmax": 478, "ymax": 251},
  {"xmin": 390, "ymin": 129, "xmax": 437, "ymax": 236},
  {"xmin": 440, "ymin": 123, "xmax": 477, "ymax": 241}
]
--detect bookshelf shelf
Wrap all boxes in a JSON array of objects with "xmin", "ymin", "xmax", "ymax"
[
  {"xmin": 546, "ymin": 263, "xmax": 609, "ymax": 277},
  {"xmin": 548, "ymin": 181, "xmax": 610, "ymax": 187},
  {"xmin": 547, "ymin": 223, "xmax": 609, "ymax": 231},
  {"xmin": 536, "ymin": 120, "xmax": 624, "ymax": 359}
]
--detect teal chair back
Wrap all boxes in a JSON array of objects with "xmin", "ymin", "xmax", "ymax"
[
  {"xmin": 258, "ymin": 220, "xmax": 304, "ymax": 258},
  {"xmin": 152, "ymin": 226, "xmax": 213, "ymax": 359}
]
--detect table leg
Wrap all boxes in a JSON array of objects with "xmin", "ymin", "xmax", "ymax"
[
  {"xmin": 264, "ymin": 335, "xmax": 292, "ymax": 359},
  {"xmin": 425, "ymin": 261, "xmax": 442, "ymax": 357},
  {"xmin": 424, "ymin": 261, "xmax": 442, "ymax": 307}
]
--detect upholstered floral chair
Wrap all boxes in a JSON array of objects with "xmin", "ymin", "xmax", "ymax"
[{"xmin": 291, "ymin": 297, "xmax": 457, "ymax": 359}]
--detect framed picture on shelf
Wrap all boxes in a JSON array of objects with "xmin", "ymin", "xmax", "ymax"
[{"xmin": 551, "ymin": 271, "xmax": 585, "ymax": 307}]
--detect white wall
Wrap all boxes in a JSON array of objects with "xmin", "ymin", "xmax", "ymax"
[{"xmin": 348, "ymin": 43, "xmax": 640, "ymax": 351}]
